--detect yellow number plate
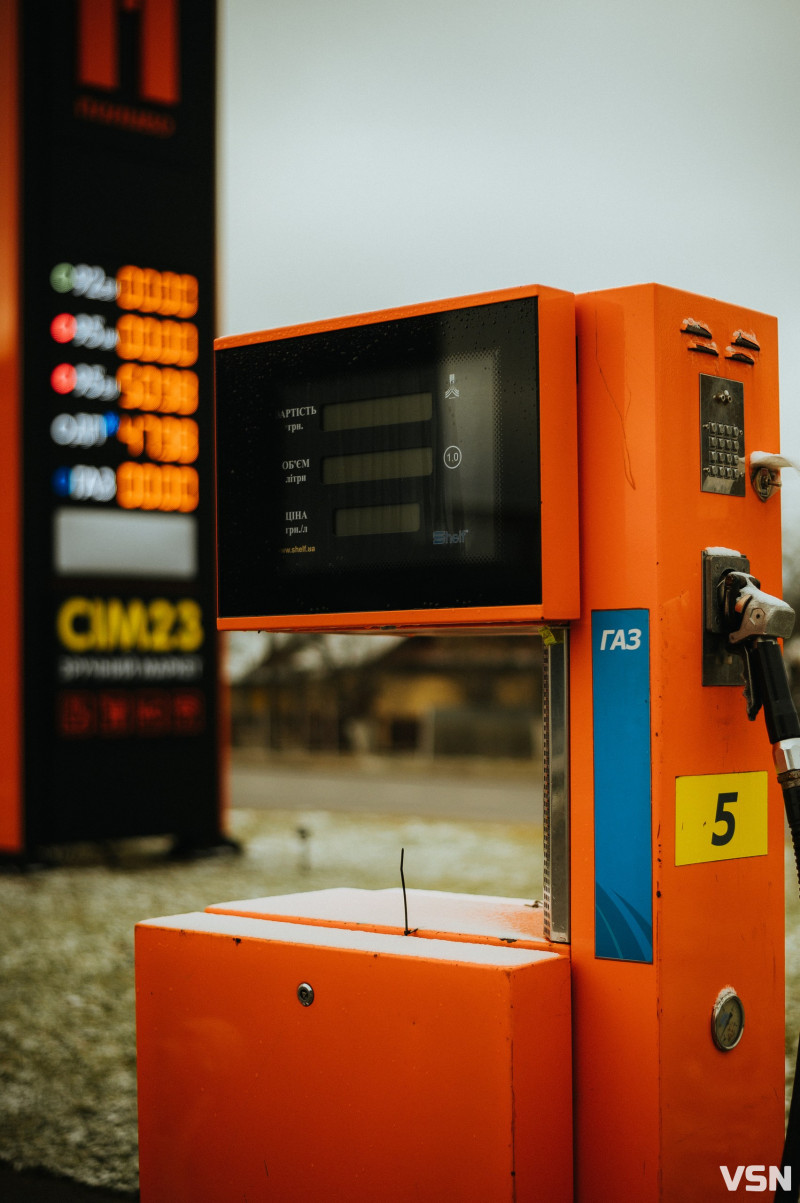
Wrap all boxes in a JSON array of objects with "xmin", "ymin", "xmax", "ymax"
[{"xmin": 675, "ymin": 772, "xmax": 768, "ymax": 866}]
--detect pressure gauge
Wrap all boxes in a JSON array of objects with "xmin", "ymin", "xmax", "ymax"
[{"xmin": 711, "ymin": 987, "xmax": 745, "ymax": 1051}]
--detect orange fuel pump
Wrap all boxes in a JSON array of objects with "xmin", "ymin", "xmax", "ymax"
[{"xmin": 135, "ymin": 282, "xmax": 788, "ymax": 1200}]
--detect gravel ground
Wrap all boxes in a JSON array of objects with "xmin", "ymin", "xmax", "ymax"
[
  {"xmin": 0, "ymin": 789, "xmax": 543, "ymax": 1195},
  {"xmin": 1, "ymin": 758, "xmax": 798, "ymax": 1196}
]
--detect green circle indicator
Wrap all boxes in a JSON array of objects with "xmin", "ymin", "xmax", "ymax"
[{"xmin": 50, "ymin": 262, "xmax": 73, "ymax": 294}]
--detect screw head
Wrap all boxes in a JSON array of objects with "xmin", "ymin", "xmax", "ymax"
[{"xmin": 297, "ymin": 982, "xmax": 314, "ymax": 1006}]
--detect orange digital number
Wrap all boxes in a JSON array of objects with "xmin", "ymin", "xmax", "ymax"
[
  {"xmin": 116, "ymin": 364, "xmax": 199, "ymax": 414},
  {"xmin": 116, "ymin": 314, "xmax": 198, "ymax": 367},
  {"xmin": 117, "ymin": 414, "xmax": 199, "ymax": 464},
  {"xmin": 117, "ymin": 265, "xmax": 198, "ymax": 318},
  {"xmin": 160, "ymin": 367, "xmax": 199, "ymax": 413},
  {"xmin": 116, "ymin": 462, "xmax": 199, "ymax": 512},
  {"xmin": 117, "ymin": 414, "xmax": 145, "ymax": 457}
]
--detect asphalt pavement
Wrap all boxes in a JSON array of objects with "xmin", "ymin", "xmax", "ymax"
[{"xmin": 229, "ymin": 751, "xmax": 544, "ymax": 824}]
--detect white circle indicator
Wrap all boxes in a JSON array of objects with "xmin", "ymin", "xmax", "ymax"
[{"xmin": 443, "ymin": 445, "xmax": 462, "ymax": 469}]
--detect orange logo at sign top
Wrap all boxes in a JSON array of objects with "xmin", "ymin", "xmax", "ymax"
[
  {"xmin": 76, "ymin": 0, "xmax": 180, "ymax": 105},
  {"xmin": 675, "ymin": 772, "xmax": 768, "ymax": 866}
]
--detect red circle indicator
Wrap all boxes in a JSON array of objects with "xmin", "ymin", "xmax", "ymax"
[
  {"xmin": 50, "ymin": 313, "xmax": 77, "ymax": 343},
  {"xmin": 51, "ymin": 363, "xmax": 77, "ymax": 395}
]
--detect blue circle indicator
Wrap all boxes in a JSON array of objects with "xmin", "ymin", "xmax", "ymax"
[{"xmin": 52, "ymin": 466, "xmax": 72, "ymax": 497}]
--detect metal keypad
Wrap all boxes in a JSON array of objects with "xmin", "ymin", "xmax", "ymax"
[{"xmin": 700, "ymin": 377, "xmax": 745, "ymax": 496}]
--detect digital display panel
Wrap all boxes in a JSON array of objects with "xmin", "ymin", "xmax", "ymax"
[
  {"xmin": 335, "ymin": 503, "xmax": 422, "ymax": 538},
  {"xmin": 12, "ymin": 0, "xmax": 221, "ymax": 849},
  {"xmin": 216, "ymin": 298, "xmax": 545, "ymax": 623},
  {"xmin": 322, "ymin": 393, "xmax": 433, "ymax": 432},
  {"xmin": 322, "ymin": 447, "xmax": 434, "ymax": 486}
]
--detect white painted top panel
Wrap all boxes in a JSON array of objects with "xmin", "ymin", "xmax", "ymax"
[
  {"xmin": 207, "ymin": 886, "xmax": 546, "ymax": 944},
  {"xmin": 138, "ymin": 910, "xmax": 557, "ymax": 968}
]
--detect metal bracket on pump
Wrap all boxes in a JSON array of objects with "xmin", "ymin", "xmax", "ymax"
[
  {"xmin": 542, "ymin": 627, "xmax": 570, "ymax": 944},
  {"xmin": 702, "ymin": 549, "xmax": 753, "ymax": 686}
]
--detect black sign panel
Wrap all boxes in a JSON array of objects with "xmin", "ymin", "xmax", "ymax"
[
  {"xmin": 216, "ymin": 299, "xmax": 542, "ymax": 621},
  {"xmin": 18, "ymin": 0, "xmax": 221, "ymax": 849}
]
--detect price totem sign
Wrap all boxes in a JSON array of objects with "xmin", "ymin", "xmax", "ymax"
[{"xmin": 0, "ymin": 0, "xmax": 224, "ymax": 857}]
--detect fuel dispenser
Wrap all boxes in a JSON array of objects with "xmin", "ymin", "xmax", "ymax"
[{"xmin": 136, "ymin": 283, "xmax": 792, "ymax": 1200}]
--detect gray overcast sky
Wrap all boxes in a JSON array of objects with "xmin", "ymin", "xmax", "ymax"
[{"xmin": 217, "ymin": 0, "xmax": 800, "ymax": 527}]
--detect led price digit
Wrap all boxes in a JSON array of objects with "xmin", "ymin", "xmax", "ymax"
[
  {"xmin": 116, "ymin": 364, "xmax": 199, "ymax": 415},
  {"xmin": 117, "ymin": 414, "xmax": 199, "ymax": 463},
  {"xmin": 116, "ymin": 462, "xmax": 199, "ymax": 512},
  {"xmin": 116, "ymin": 314, "xmax": 198, "ymax": 367},
  {"xmin": 116, "ymin": 266, "xmax": 198, "ymax": 318}
]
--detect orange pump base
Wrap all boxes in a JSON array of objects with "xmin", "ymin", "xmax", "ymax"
[{"xmin": 135, "ymin": 890, "xmax": 573, "ymax": 1202}]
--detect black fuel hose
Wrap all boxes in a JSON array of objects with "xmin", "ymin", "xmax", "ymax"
[
  {"xmin": 748, "ymin": 639, "xmax": 800, "ymax": 1200},
  {"xmin": 755, "ymin": 638, "xmax": 800, "ymax": 743},
  {"xmin": 781, "ymin": 1041, "xmax": 800, "ymax": 1202}
]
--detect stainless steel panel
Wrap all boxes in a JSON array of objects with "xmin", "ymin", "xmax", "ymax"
[{"xmin": 543, "ymin": 628, "xmax": 570, "ymax": 943}]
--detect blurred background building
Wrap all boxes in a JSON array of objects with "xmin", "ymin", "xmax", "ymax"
[{"xmin": 229, "ymin": 633, "xmax": 543, "ymax": 760}]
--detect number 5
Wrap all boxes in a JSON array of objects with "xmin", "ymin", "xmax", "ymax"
[{"xmin": 711, "ymin": 792, "xmax": 738, "ymax": 846}]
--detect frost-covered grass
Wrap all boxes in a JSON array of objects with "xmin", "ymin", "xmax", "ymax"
[
  {"xmin": 0, "ymin": 805, "xmax": 542, "ymax": 1193},
  {"xmin": 1, "ymin": 800, "xmax": 797, "ymax": 1194}
]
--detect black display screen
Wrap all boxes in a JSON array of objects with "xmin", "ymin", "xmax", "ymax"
[
  {"xmin": 17, "ymin": 0, "xmax": 220, "ymax": 847},
  {"xmin": 216, "ymin": 298, "xmax": 542, "ymax": 620}
]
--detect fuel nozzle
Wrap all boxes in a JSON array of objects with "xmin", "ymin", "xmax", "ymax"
[
  {"xmin": 718, "ymin": 566, "xmax": 800, "ymax": 870},
  {"xmin": 719, "ymin": 570, "xmax": 795, "ymax": 649},
  {"xmin": 717, "ymin": 570, "xmax": 796, "ymax": 729}
]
